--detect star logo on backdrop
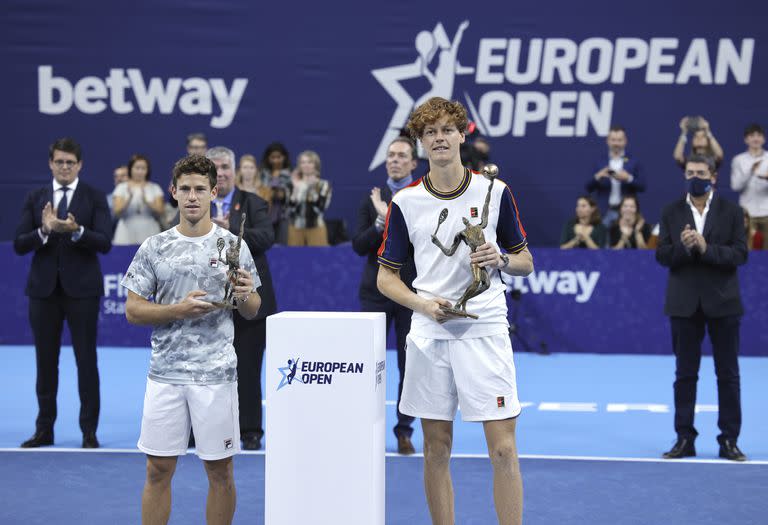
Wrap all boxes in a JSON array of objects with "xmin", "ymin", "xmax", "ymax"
[{"xmin": 370, "ymin": 20, "xmax": 477, "ymax": 171}]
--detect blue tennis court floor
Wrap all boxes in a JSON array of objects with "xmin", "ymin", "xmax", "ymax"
[{"xmin": 1, "ymin": 346, "xmax": 766, "ymax": 524}]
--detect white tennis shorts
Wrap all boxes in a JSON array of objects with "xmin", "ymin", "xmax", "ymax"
[
  {"xmin": 399, "ymin": 332, "xmax": 522, "ymax": 422},
  {"xmin": 138, "ymin": 378, "xmax": 241, "ymax": 461}
]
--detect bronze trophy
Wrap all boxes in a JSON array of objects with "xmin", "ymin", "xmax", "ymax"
[
  {"xmin": 430, "ymin": 164, "xmax": 499, "ymax": 320},
  {"xmin": 211, "ymin": 213, "xmax": 247, "ymax": 310}
]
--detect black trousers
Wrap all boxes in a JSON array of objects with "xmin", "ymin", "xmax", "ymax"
[
  {"xmin": 670, "ymin": 309, "xmax": 741, "ymax": 442},
  {"xmin": 28, "ymin": 292, "xmax": 101, "ymax": 434},
  {"xmin": 361, "ymin": 299, "xmax": 414, "ymax": 438},
  {"xmin": 234, "ymin": 315, "xmax": 267, "ymax": 439}
]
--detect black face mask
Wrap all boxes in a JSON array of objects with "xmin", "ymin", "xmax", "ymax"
[{"xmin": 687, "ymin": 177, "xmax": 712, "ymax": 197}]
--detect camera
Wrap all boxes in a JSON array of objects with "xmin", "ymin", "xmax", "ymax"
[{"xmin": 686, "ymin": 116, "xmax": 702, "ymax": 134}]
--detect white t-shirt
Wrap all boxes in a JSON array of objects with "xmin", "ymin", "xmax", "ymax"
[{"xmin": 121, "ymin": 224, "xmax": 260, "ymax": 385}]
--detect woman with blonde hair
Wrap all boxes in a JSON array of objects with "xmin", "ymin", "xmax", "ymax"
[
  {"xmin": 237, "ymin": 154, "xmax": 271, "ymax": 202},
  {"xmin": 287, "ymin": 150, "xmax": 332, "ymax": 246}
]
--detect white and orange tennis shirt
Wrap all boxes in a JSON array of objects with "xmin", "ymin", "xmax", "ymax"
[{"xmin": 378, "ymin": 168, "xmax": 528, "ymax": 340}]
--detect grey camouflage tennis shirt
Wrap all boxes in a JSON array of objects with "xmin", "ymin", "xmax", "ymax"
[{"xmin": 121, "ymin": 225, "xmax": 260, "ymax": 385}]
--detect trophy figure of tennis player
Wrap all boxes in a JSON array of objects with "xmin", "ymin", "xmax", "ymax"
[
  {"xmin": 430, "ymin": 164, "xmax": 499, "ymax": 320},
  {"xmin": 212, "ymin": 213, "xmax": 247, "ymax": 309}
]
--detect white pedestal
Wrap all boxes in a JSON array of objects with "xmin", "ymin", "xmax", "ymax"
[{"xmin": 265, "ymin": 312, "xmax": 386, "ymax": 525}]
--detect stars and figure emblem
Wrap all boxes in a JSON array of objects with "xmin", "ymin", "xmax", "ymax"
[
  {"xmin": 276, "ymin": 357, "xmax": 303, "ymax": 391},
  {"xmin": 370, "ymin": 20, "xmax": 474, "ymax": 171}
]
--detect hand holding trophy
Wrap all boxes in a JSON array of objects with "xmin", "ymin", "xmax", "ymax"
[
  {"xmin": 430, "ymin": 164, "xmax": 499, "ymax": 320},
  {"xmin": 211, "ymin": 213, "xmax": 247, "ymax": 309}
]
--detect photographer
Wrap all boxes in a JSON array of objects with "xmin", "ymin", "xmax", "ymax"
[
  {"xmin": 673, "ymin": 116, "xmax": 724, "ymax": 171},
  {"xmin": 585, "ymin": 125, "xmax": 645, "ymax": 226}
]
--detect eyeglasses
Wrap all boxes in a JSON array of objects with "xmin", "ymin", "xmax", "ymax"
[{"xmin": 53, "ymin": 160, "xmax": 78, "ymax": 168}]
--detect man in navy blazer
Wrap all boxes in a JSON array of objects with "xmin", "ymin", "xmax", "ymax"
[
  {"xmin": 585, "ymin": 125, "xmax": 645, "ymax": 225},
  {"xmin": 207, "ymin": 146, "xmax": 277, "ymax": 451},
  {"xmin": 13, "ymin": 138, "xmax": 112, "ymax": 448},
  {"xmin": 656, "ymin": 154, "xmax": 748, "ymax": 461}
]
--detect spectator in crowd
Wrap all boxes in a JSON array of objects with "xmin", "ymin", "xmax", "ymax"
[
  {"xmin": 112, "ymin": 155, "xmax": 165, "ymax": 245},
  {"xmin": 106, "ymin": 165, "xmax": 128, "ymax": 214},
  {"xmin": 237, "ymin": 154, "xmax": 271, "ymax": 202},
  {"xmin": 185, "ymin": 132, "xmax": 207, "ymax": 156},
  {"xmin": 206, "ymin": 146, "xmax": 278, "ymax": 450},
  {"xmin": 673, "ymin": 116, "xmax": 724, "ymax": 171},
  {"xmin": 14, "ymin": 137, "xmax": 112, "ymax": 449},
  {"xmin": 286, "ymin": 150, "xmax": 332, "ymax": 246},
  {"xmin": 730, "ymin": 123, "xmax": 768, "ymax": 249},
  {"xmin": 585, "ymin": 125, "xmax": 645, "ymax": 225},
  {"xmin": 743, "ymin": 208, "xmax": 764, "ymax": 250},
  {"xmin": 646, "ymin": 223, "xmax": 661, "ymax": 249},
  {"xmin": 352, "ymin": 137, "xmax": 418, "ymax": 455},
  {"xmin": 608, "ymin": 195, "xmax": 652, "ymax": 249},
  {"xmin": 560, "ymin": 195, "xmax": 606, "ymax": 249},
  {"xmin": 460, "ymin": 123, "xmax": 491, "ymax": 171},
  {"xmin": 656, "ymin": 154, "xmax": 748, "ymax": 462},
  {"xmin": 122, "ymin": 155, "xmax": 262, "ymax": 524},
  {"xmin": 260, "ymin": 142, "xmax": 292, "ymax": 244},
  {"xmin": 107, "ymin": 165, "xmax": 128, "ymax": 235}
]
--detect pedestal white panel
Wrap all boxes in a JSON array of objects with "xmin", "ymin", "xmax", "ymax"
[{"xmin": 265, "ymin": 312, "xmax": 386, "ymax": 525}]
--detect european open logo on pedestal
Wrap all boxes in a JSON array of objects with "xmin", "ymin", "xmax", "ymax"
[{"xmin": 276, "ymin": 357, "xmax": 365, "ymax": 390}]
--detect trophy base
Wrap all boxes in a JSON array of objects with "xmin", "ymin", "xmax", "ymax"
[
  {"xmin": 209, "ymin": 301, "xmax": 238, "ymax": 310},
  {"xmin": 439, "ymin": 306, "xmax": 479, "ymax": 320}
]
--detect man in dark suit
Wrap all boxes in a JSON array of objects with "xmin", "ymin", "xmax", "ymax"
[
  {"xmin": 14, "ymin": 138, "xmax": 112, "ymax": 448},
  {"xmin": 656, "ymin": 154, "xmax": 748, "ymax": 461},
  {"xmin": 353, "ymin": 137, "xmax": 417, "ymax": 455},
  {"xmin": 207, "ymin": 146, "xmax": 277, "ymax": 450},
  {"xmin": 585, "ymin": 125, "xmax": 645, "ymax": 226}
]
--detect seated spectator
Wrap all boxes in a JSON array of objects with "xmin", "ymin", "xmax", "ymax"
[
  {"xmin": 287, "ymin": 150, "xmax": 332, "ymax": 246},
  {"xmin": 112, "ymin": 154, "xmax": 165, "ymax": 245},
  {"xmin": 186, "ymin": 132, "xmax": 207, "ymax": 156},
  {"xmin": 609, "ymin": 195, "xmax": 652, "ymax": 249},
  {"xmin": 560, "ymin": 196, "xmax": 606, "ymax": 249},
  {"xmin": 646, "ymin": 223, "xmax": 660, "ymax": 249},
  {"xmin": 107, "ymin": 165, "xmax": 128, "ymax": 214},
  {"xmin": 237, "ymin": 154, "xmax": 271, "ymax": 201},
  {"xmin": 743, "ymin": 208, "xmax": 764, "ymax": 250},
  {"xmin": 673, "ymin": 116, "xmax": 724, "ymax": 171},
  {"xmin": 585, "ymin": 125, "xmax": 645, "ymax": 226},
  {"xmin": 460, "ymin": 123, "xmax": 491, "ymax": 171},
  {"xmin": 730, "ymin": 124, "xmax": 768, "ymax": 250},
  {"xmin": 107, "ymin": 165, "xmax": 128, "ymax": 235},
  {"xmin": 260, "ymin": 142, "xmax": 292, "ymax": 244}
]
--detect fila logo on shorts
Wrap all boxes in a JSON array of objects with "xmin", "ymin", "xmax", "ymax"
[
  {"xmin": 497, "ymin": 396, "xmax": 505, "ymax": 408},
  {"xmin": 224, "ymin": 438, "xmax": 233, "ymax": 450}
]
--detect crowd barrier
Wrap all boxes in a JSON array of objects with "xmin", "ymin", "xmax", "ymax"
[{"xmin": 1, "ymin": 243, "xmax": 765, "ymax": 356}]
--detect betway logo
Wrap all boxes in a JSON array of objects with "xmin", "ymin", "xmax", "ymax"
[
  {"xmin": 508, "ymin": 271, "xmax": 599, "ymax": 303},
  {"xmin": 38, "ymin": 66, "xmax": 248, "ymax": 128}
]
